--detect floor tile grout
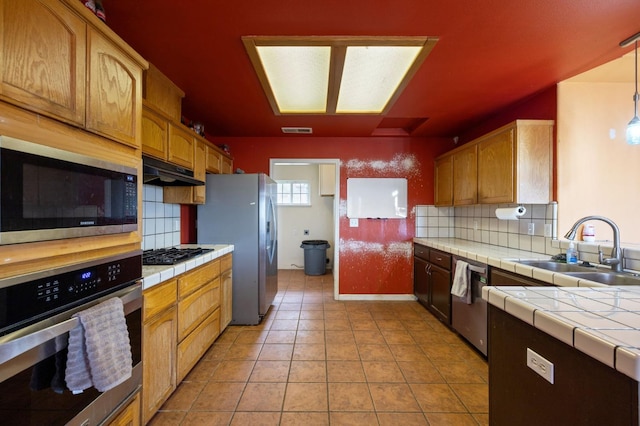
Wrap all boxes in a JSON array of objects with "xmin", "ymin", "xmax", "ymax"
[{"xmin": 149, "ymin": 269, "xmax": 489, "ymax": 425}]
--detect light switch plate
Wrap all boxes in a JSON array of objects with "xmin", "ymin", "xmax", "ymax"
[
  {"xmin": 527, "ymin": 348, "xmax": 554, "ymax": 384},
  {"xmin": 349, "ymin": 218, "xmax": 359, "ymax": 227}
]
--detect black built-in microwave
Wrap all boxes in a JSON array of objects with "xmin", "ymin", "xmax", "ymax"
[{"xmin": 0, "ymin": 135, "xmax": 137, "ymax": 245}]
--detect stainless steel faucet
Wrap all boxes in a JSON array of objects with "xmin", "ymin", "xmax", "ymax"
[{"xmin": 564, "ymin": 216, "xmax": 623, "ymax": 272}]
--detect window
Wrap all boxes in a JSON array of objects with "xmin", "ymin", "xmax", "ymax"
[{"xmin": 277, "ymin": 180, "xmax": 311, "ymax": 206}]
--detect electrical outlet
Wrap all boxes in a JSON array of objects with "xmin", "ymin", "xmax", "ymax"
[
  {"xmin": 544, "ymin": 224, "xmax": 552, "ymax": 237},
  {"xmin": 527, "ymin": 223, "xmax": 535, "ymax": 235},
  {"xmin": 527, "ymin": 348, "xmax": 554, "ymax": 384},
  {"xmin": 303, "ymin": 229, "xmax": 309, "ymax": 235},
  {"xmin": 349, "ymin": 218, "xmax": 359, "ymax": 227}
]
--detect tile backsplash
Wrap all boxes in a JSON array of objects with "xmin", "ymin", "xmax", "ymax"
[
  {"xmin": 416, "ymin": 203, "xmax": 559, "ymax": 256},
  {"xmin": 143, "ymin": 185, "xmax": 181, "ymax": 250},
  {"xmin": 415, "ymin": 202, "xmax": 640, "ymax": 271}
]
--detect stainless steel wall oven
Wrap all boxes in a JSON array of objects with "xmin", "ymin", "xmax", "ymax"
[
  {"xmin": 0, "ymin": 135, "xmax": 138, "ymax": 245},
  {"xmin": 0, "ymin": 251, "xmax": 142, "ymax": 425}
]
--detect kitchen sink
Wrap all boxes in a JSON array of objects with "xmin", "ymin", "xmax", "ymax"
[
  {"xmin": 516, "ymin": 260, "xmax": 640, "ymax": 286},
  {"xmin": 563, "ymin": 271, "xmax": 640, "ymax": 286},
  {"xmin": 515, "ymin": 260, "xmax": 595, "ymax": 273}
]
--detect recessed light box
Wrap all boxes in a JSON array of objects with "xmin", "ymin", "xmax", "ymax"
[{"xmin": 243, "ymin": 36, "xmax": 438, "ymax": 115}]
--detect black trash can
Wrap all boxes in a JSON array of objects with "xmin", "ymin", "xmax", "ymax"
[{"xmin": 300, "ymin": 240, "xmax": 331, "ymax": 275}]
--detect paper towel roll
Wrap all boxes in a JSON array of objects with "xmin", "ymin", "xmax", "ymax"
[{"xmin": 495, "ymin": 206, "xmax": 526, "ymax": 220}]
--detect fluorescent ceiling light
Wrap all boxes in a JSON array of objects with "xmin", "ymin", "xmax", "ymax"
[
  {"xmin": 337, "ymin": 46, "xmax": 423, "ymax": 113},
  {"xmin": 257, "ymin": 46, "xmax": 330, "ymax": 113},
  {"xmin": 243, "ymin": 36, "xmax": 438, "ymax": 115}
]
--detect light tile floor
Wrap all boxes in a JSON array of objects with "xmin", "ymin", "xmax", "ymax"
[{"xmin": 149, "ymin": 269, "xmax": 489, "ymax": 425}]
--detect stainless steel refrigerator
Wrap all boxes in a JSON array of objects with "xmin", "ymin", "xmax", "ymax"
[{"xmin": 197, "ymin": 173, "xmax": 278, "ymax": 325}]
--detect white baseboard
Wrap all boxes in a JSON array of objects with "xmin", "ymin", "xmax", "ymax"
[{"xmin": 335, "ymin": 294, "xmax": 418, "ymax": 301}]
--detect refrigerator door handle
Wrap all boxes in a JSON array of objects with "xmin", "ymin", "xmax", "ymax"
[{"xmin": 267, "ymin": 195, "xmax": 277, "ymax": 264}]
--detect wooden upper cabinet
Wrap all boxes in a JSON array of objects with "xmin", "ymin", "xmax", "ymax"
[
  {"xmin": 434, "ymin": 155, "xmax": 453, "ymax": 206},
  {"xmin": 453, "ymin": 144, "xmax": 478, "ymax": 205},
  {"xmin": 167, "ymin": 122, "xmax": 194, "ymax": 169},
  {"xmin": 164, "ymin": 138, "xmax": 206, "ymax": 205},
  {"xmin": 86, "ymin": 27, "xmax": 142, "ymax": 147},
  {"xmin": 143, "ymin": 63, "xmax": 184, "ymax": 121},
  {"xmin": 206, "ymin": 143, "xmax": 222, "ymax": 173},
  {"xmin": 0, "ymin": 0, "xmax": 86, "ymax": 126},
  {"xmin": 141, "ymin": 104, "xmax": 168, "ymax": 159},
  {"xmin": 221, "ymin": 155, "xmax": 233, "ymax": 174},
  {"xmin": 477, "ymin": 120, "xmax": 553, "ymax": 204},
  {"xmin": 477, "ymin": 128, "xmax": 515, "ymax": 204}
]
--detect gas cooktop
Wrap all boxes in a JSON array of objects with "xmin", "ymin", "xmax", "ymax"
[{"xmin": 142, "ymin": 247, "xmax": 213, "ymax": 265}]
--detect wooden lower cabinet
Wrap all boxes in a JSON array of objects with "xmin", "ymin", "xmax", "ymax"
[
  {"xmin": 177, "ymin": 307, "xmax": 220, "ymax": 382},
  {"xmin": 220, "ymin": 254, "xmax": 233, "ymax": 330},
  {"xmin": 489, "ymin": 306, "xmax": 638, "ymax": 425},
  {"xmin": 108, "ymin": 392, "xmax": 141, "ymax": 426},
  {"xmin": 142, "ymin": 256, "xmax": 232, "ymax": 423},
  {"xmin": 413, "ymin": 244, "xmax": 452, "ymax": 324},
  {"xmin": 142, "ymin": 279, "xmax": 177, "ymax": 425},
  {"xmin": 176, "ymin": 261, "xmax": 221, "ymax": 382}
]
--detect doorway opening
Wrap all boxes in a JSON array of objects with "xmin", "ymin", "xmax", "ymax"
[{"xmin": 270, "ymin": 158, "xmax": 340, "ymax": 299}]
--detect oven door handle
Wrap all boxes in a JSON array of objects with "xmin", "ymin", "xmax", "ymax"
[{"xmin": 0, "ymin": 284, "xmax": 141, "ymax": 365}]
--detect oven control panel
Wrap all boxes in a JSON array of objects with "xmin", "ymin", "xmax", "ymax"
[{"xmin": 0, "ymin": 252, "xmax": 141, "ymax": 336}]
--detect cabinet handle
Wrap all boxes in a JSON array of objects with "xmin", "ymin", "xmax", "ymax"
[{"xmin": 435, "ymin": 256, "xmax": 442, "ymax": 261}]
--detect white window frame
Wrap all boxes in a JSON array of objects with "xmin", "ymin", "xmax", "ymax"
[{"xmin": 276, "ymin": 180, "xmax": 311, "ymax": 206}]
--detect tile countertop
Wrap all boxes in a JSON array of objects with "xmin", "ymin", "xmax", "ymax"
[
  {"xmin": 412, "ymin": 238, "xmax": 640, "ymax": 381},
  {"xmin": 482, "ymin": 285, "xmax": 640, "ymax": 382},
  {"xmin": 141, "ymin": 244, "xmax": 234, "ymax": 290},
  {"xmin": 413, "ymin": 237, "xmax": 609, "ymax": 288}
]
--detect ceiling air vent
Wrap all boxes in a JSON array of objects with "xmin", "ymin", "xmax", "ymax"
[{"xmin": 281, "ymin": 127, "xmax": 313, "ymax": 134}]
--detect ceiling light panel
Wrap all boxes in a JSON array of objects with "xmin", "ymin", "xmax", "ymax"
[
  {"xmin": 256, "ymin": 46, "xmax": 330, "ymax": 113},
  {"xmin": 336, "ymin": 46, "xmax": 422, "ymax": 113},
  {"xmin": 243, "ymin": 36, "xmax": 438, "ymax": 116}
]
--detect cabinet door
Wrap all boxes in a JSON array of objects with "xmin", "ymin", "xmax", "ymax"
[
  {"xmin": 168, "ymin": 123, "xmax": 194, "ymax": 169},
  {"xmin": 163, "ymin": 138, "xmax": 206, "ymax": 204},
  {"xmin": 453, "ymin": 144, "xmax": 477, "ymax": 205},
  {"xmin": 0, "ymin": 0, "xmax": 86, "ymax": 126},
  {"xmin": 319, "ymin": 164, "xmax": 336, "ymax": 196},
  {"xmin": 142, "ymin": 306, "xmax": 177, "ymax": 424},
  {"xmin": 428, "ymin": 264, "xmax": 452, "ymax": 324},
  {"xmin": 87, "ymin": 27, "xmax": 142, "ymax": 147},
  {"xmin": 414, "ymin": 257, "xmax": 430, "ymax": 306},
  {"xmin": 477, "ymin": 127, "xmax": 515, "ymax": 204},
  {"xmin": 221, "ymin": 155, "xmax": 233, "ymax": 174},
  {"xmin": 220, "ymin": 269, "xmax": 233, "ymax": 330},
  {"xmin": 205, "ymin": 143, "xmax": 222, "ymax": 173},
  {"xmin": 434, "ymin": 155, "xmax": 453, "ymax": 206},
  {"xmin": 193, "ymin": 139, "xmax": 206, "ymax": 203},
  {"xmin": 177, "ymin": 277, "xmax": 219, "ymax": 342},
  {"xmin": 141, "ymin": 106, "xmax": 168, "ymax": 159}
]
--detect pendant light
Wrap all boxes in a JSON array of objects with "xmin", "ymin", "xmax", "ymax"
[
  {"xmin": 627, "ymin": 41, "xmax": 640, "ymax": 144},
  {"xmin": 621, "ymin": 32, "xmax": 640, "ymax": 145}
]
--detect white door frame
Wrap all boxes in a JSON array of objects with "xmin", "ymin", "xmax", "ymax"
[{"xmin": 270, "ymin": 158, "xmax": 340, "ymax": 299}]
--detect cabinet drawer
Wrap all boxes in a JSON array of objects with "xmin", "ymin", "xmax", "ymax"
[
  {"xmin": 414, "ymin": 244, "xmax": 429, "ymax": 261},
  {"xmin": 143, "ymin": 279, "xmax": 177, "ymax": 321},
  {"xmin": 177, "ymin": 277, "xmax": 220, "ymax": 341},
  {"xmin": 220, "ymin": 254, "xmax": 232, "ymax": 271},
  {"xmin": 429, "ymin": 250, "xmax": 451, "ymax": 270},
  {"xmin": 177, "ymin": 307, "xmax": 220, "ymax": 382},
  {"xmin": 178, "ymin": 260, "xmax": 220, "ymax": 297}
]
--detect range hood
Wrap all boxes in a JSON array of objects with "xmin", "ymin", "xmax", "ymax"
[{"xmin": 143, "ymin": 155, "xmax": 205, "ymax": 186}]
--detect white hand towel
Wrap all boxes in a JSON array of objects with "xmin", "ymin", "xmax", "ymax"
[
  {"xmin": 451, "ymin": 260, "xmax": 472, "ymax": 304},
  {"xmin": 65, "ymin": 297, "xmax": 132, "ymax": 393}
]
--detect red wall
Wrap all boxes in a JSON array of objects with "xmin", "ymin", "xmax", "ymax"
[
  {"xmin": 211, "ymin": 136, "xmax": 451, "ymax": 295},
  {"xmin": 204, "ymin": 86, "xmax": 557, "ymax": 295}
]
